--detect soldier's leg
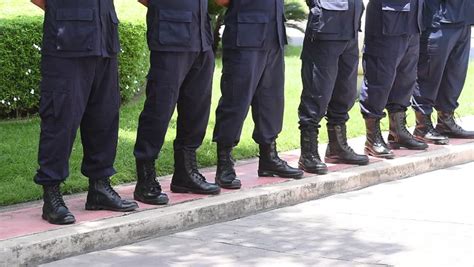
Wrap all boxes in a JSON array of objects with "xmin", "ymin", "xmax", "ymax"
[
  {"xmin": 174, "ymin": 50, "xmax": 215, "ymax": 151},
  {"xmin": 386, "ymin": 34, "xmax": 427, "ymax": 150},
  {"xmin": 326, "ymin": 39, "xmax": 359, "ymax": 125},
  {"xmin": 359, "ymin": 35, "xmax": 399, "ymax": 158},
  {"xmin": 299, "ymin": 41, "xmax": 341, "ymax": 130},
  {"xmin": 80, "ymin": 57, "xmax": 120, "ymax": 180},
  {"xmin": 133, "ymin": 51, "xmax": 192, "ymax": 205},
  {"xmin": 325, "ymin": 39, "xmax": 369, "ymax": 165},
  {"xmin": 35, "ymin": 56, "xmax": 94, "ymax": 185},
  {"xmin": 412, "ymin": 27, "xmax": 455, "ymax": 144},
  {"xmin": 411, "ymin": 28, "xmax": 451, "ymax": 115},
  {"xmin": 134, "ymin": 51, "xmax": 187, "ymax": 161},
  {"xmin": 298, "ymin": 40, "xmax": 342, "ymax": 174},
  {"xmin": 435, "ymin": 26, "xmax": 470, "ymax": 113},
  {"xmin": 80, "ymin": 57, "xmax": 138, "ymax": 212},
  {"xmin": 35, "ymin": 56, "xmax": 96, "ymax": 224},
  {"xmin": 213, "ymin": 49, "xmax": 265, "ymax": 147},
  {"xmin": 170, "ymin": 50, "xmax": 221, "ymax": 195},
  {"xmin": 252, "ymin": 48, "xmax": 303, "ymax": 179},
  {"xmin": 435, "ymin": 25, "xmax": 474, "ymax": 138}
]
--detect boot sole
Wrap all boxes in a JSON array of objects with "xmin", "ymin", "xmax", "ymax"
[
  {"xmin": 325, "ymin": 157, "xmax": 369, "ymax": 166},
  {"xmin": 85, "ymin": 203, "xmax": 138, "ymax": 212},
  {"xmin": 414, "ymin": 135, "xmax": 449, "ymax": 145},
  {"xmin": 170, "ymin": 185, "xmax": 221, "ymax": 195},
  {"xmin": 297, "ymin": 163, "xmax": 328, "ymax": 175},
  {"xmin": 133, "ymin": 193, "xmax": 169, "ymax": 206},
  {"xmin": 215, "ymin": 181, "xmax": 242, "ymax": 190},
  {"xmin": 437, "ymin": 132, "xmax": 474, "ymax": 139},
  {"xmin": 364, "ymin": 148, "xmax": 395, "ymax": 159},
  {"xmin": 42, "ymin": 214, "xmax": 76, "ymax": 225},
  {"xmin": 388, "ymin": 142, "xmax": 428, "ymax": 150},
  {"xmin": 259, "ymin": 169, "xmax": 306, "ymax": 178}
]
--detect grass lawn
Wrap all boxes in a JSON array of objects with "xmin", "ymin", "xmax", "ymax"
[{"xmin": 1, "ymin": 1, "xmax": 473, "ymax": 205}]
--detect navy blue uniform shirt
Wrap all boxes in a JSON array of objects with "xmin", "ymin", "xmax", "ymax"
[
  {"xmin": 423, "ymin": 0, "xmax": 474, "ymax": 28},
  {"xmin": 306, "ymin": 0, "xmax": 365, "ymax": 41},
  {"xmin": 222, "ymin": 0, "xmax": 287, "ymax": 50},
  {"xmin": 365, "ymin": 0, "xmax": 423, "ymax": 36},
  {"xmin": 146, "ymin": 0, "xmax": 213, "ymax": 52},
  {"xmin": 41, "ymin": 0, "xmax": 120, "ymax": 58}
]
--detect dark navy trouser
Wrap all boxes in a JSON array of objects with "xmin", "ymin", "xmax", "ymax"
[
  {"xmin": 412, "ymin": 25, "xmax": 471, "ymax": 115},
  {"xmin": 35, "ymin": 56, "xmax": 120, "ymax": 185},
  {"xmin": 299, "ymin": 39, "xmax": 359, "ymax": 129},
  {"xmin": 360, "ymin": 34, "xmax": 420, "ymax": 118},
  {"xmin": 213, "ymin": 48, "xmax": 285, "ymax": 147},
  {"xmin": 134, "ymin": 50, "xmax": 215, "ymax": 161}
]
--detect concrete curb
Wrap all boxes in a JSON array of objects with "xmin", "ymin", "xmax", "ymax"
[{"xmin": 2, "ymin": 141, "xmax": 474, "ymax": 266}]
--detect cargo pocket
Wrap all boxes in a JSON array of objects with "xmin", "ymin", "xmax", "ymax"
[
  {"xmin": 158, "ymin": 10, "xmax": 192, "ymax": 46},
  {"xmin": 381, "ymin": 0, "xmax": 410, "ymax": 36},
  {"xmin": 108, "ymin": 10, "xmax": 121, "ymax": 53},
  {"xmin": 236, "ymin": 13, "xmax": 269, "ymax": 48},
  {"xmin": 39, "ymin": 76, "xmax": 69, "ymax": 122},
  {"xmin": 55, "ymin": 8, "xmax": 95, "ymax": 51},
  {"xmin": 146, "ymin": 67, "xmax": 176, "ymax": 109},
  {"xmin": 317, "ymin": 0, "xmax": 349, "ymax": 33}
]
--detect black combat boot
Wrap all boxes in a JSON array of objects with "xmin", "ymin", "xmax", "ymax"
[
  {"xmin": 42, "ymin": 184, "xmax": 76, "ymax": 225},
  {"xmin": 325, "ymin": 124, "xmax": 369, "ymax": 165},
  {"xmin": 388, "ymin": 112, "xmax": 428, "ymax": 150},
  {"xmin": 215, "ymin": 145, "xmax": 242, "ymax": 189},
  {"xmin": 436, "ymin": 111, "xmax": 474, "ymax": 139},
  {"xmin": 259, "ymin": 141, "xmax": 305, "ymax": 178},
  {"xmin": 86, "ymin": 178, "xmax": 139, "ymax": 211},
  {"xmin": 413, "ymin": 112, "xmax": 449, "ymax": 145},
  {"xmin": 364, "ymin": 117, "xmax": 395, "ymax": 159},
  {"xmin": 171, "ymin": 149, "xmax": 221, "ymax": 195},
  {"xmin": 134, "ymin": 160, "xmax": 169, "ymax": 205},
  {"xmin": 298, "ymin": 128, "xmax": 328, "ymax": 174}
]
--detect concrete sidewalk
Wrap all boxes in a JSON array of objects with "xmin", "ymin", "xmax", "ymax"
[
  {"xmin": 1, "ymin": 117, "xmax": 474, "ymax": 266},
  {"xmin": 44, "ymin": 162, "xmax": 474, "ymax": 267}
]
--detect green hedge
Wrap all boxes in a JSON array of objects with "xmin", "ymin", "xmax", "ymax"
[{"xmin": 0, "ymin": 16, "xmax": 149, "ymax": 118}]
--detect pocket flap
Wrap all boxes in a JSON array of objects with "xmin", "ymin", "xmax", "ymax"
[
  {"xmin": 159, "ymin": 10, "xmax": 192, "ymax": 23},
  {"xmin": 320, "ymin": 0, "xmax": 349, "ymax": 11},
  {"xmin": 110, "ymin": 10, "xmax": 119, "ymax": 24},
  {"xmin": 56, "ymin": 8, "xmax": 94, "ymax": 21},
  {"xmin": 382, "ymin": 1, "xmax": 411, "ymax": 12},
  {"xmin": 237, "ymin": 13, "xmax": 269, "ymax": 24}
]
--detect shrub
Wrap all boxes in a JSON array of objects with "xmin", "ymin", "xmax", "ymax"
[{"xmin": 0, "ymin": 16, "xmax": 148, "ymax": 118}]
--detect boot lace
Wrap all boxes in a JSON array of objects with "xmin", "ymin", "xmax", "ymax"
[
  {"xmin": 102, "ymin": 179, "xmax": 121, "ymax": 199},
  {"xmin": 47, "ymin": 184, "xmax": 66, "ymax": 208},
  {"xmin": 447, "ymin": 112, "xmax": 465, "ymax": 132},
  {"xmin": 144, "ymin": 163, "xmax": 162, "ymax": 190},
  {"xmin": 374, "ymin": 120, "xmax": 387, "ymax": 145},
  {"xmin": 186, "ymin": 150, "xmax": 207, "ymax": 182},
  {"xmin": 399, "ymin": 115, "xmax": 416, "ymax": 139}
]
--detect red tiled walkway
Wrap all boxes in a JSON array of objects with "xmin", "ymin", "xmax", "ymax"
[{"xmin": 1, "ymin": 138, "xmax": 472, "ymax": 241}]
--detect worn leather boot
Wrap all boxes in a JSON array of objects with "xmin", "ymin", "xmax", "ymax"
[
  {"xmin": 364, "ymin": 117, "xmax": 395, "ymax": 159},
  {"xmin": 413, "ymin": 112, "xmax": 449, "ymax": 145},
  {"xmin": 134, "ymin": 160, "xmax": 169, "ymax": 205},
  {"xmin": 388, "ymin": 112, "xmax": 428, "ymax": 150},
  {"xmin": 215, "ymin": 145, "xmax": 241, "ymax": 189},
  {"xmin": 42, "ymin": 184, "xmax": 76, "ymax": 225},
  {"xmin": 171, "ymin": 149, "xmax": 221, "ymax": 195},
  {"xmin": 259, "ymin": 141, "xmax": 304, "ymax": 178},
  {"xmin": 299, "ymin": 128, "xmax": 328, "ymax": 174},
  {"xmin": 326, "ymin": 124, "xmax": 369, "ymax": 165},
  {"xmin": 436, "ymin": 111, "xmax": 474, "ymax": 139},
  {"xmin": 86, "ymin": 178, "xmax": 139, "ymax": 211}
]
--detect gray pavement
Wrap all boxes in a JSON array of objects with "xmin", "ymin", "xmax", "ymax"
[{"xmin": 44, "ymin": 162, "xmax": 474, "ymax": 267}]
